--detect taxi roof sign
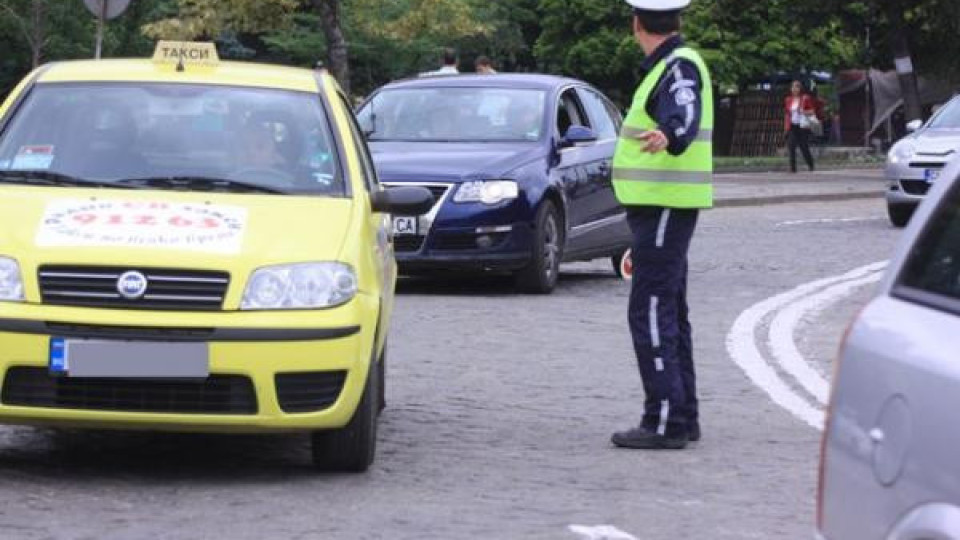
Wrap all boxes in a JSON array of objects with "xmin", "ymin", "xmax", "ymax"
[{"xmin": 152, "ymin": 41, "xmax": 219, "ymax": 68}]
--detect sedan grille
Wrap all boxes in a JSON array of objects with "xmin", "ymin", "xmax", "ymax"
[
  {"xmin": 394, "ymin": 236, "xmax": 426, "ymax": 253},
  {"xmin": 383, "ymin": 182, "xmax": 451, "ymax": 211},
  {"xmin": 38, "ymin": 266, "xmax": 229, "ymax": 311},
  {"xmin": 900, "ymin": 180, "xmax": 930, "ymax": 196},
  {"xmin": 424, "ymin": 185, "xmax": 450, "ymax": 202}
]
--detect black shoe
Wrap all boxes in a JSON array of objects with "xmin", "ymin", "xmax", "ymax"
[
  {"xmin": 689, "ymin": 422, "xmax": 701, "ymax": 442},
  {"xmin": 611, "ymin": 426, "xmax": 688, "ymax": 450}
]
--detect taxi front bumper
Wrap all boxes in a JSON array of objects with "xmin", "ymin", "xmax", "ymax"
[{"xmin": 0, "ymin": 298, "xmax": 377, "ymax": 433}]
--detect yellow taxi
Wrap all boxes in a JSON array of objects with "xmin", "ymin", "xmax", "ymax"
[{"xmin": 0, "ymin": 42, "xmax": 433, "ymax": 472}]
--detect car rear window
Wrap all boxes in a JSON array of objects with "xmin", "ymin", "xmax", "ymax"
[
  {"xmin": 0, "ymin": 83, "xmax": 344, "ymax": 196},
  {"xmin": 896, "ymin": 178, "xmax": 960, "ymax": 313}
]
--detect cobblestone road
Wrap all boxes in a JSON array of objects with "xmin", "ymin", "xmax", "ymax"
[{"xmin": 0, "ymin": 198, "xmax": 900, "ymax": 540}]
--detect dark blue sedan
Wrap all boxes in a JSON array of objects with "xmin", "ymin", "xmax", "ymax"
[{"xmin": 356, "ymin": 74, "xmax": 632, "ymax": 293}]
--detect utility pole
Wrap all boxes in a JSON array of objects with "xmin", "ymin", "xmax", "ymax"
[{"xmin": 885, "ymin": 0, "xmax": 923, "ymax": 122}]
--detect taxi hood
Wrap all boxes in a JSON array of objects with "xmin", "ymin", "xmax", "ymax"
[{"xmin": 0, "ymin": 187, "xmax": 354, "ymax": 271}]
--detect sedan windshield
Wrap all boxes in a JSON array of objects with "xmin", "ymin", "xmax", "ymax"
[
  {"xmin": 928, "ymin": 99, "xmax": 960, "ymax": 129},
  {"xmin": 358, "ymin": 87, "xmax": 546, "ymax": 142},
  {"xmin": 0, "ymin": 83, "xmax": 343, "ymax": 196}
]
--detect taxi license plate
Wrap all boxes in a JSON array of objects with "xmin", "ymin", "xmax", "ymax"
[
  {"xmin": 49, "ymin": 338, "xmax": 209, "ymax": 378},
  {"xmin": 392, "ymin": 216, "xmax": 419, "ymax": 236},
  {"xmin": 925, "ymin": 168, "xmax": 941, "ymax": 183}
]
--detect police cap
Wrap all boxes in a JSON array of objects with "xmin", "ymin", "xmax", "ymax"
[{"xmin": 625, "ymin": 0, "xmax": 691, "ymax": 10}]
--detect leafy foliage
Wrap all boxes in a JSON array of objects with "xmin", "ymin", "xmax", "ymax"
[
  {"xmin": 0, "ymin": 0, "xmax": 957, "ymax": 104},
  {"xmin": 142, "ymin": 0, "xmax": 297, "ymax": 41}
]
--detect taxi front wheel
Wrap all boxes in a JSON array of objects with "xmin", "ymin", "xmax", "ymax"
[{"xmin": 311, "ymin": 360, "xmax": 379, "ymax": 473}]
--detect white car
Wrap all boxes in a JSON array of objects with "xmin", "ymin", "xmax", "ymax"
[{"xmin": 885, "ymin": 95, "xmax": 960, "ymax": 227}]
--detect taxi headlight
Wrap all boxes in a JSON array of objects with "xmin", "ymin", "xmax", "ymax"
[
  {"xmin": 454, "ymin": 180, "xmax": 519, "ymax": 205},
  {"xmin": 241, "ymin": 263, "xmax": 357, "ymax": 310},
  {"xmin": 0, "ymin": 257, "xmax": 24, "ymax": 302},
  {"xmin": 888, "ymin": 141, "xmax": 916, "ymax": 164}
]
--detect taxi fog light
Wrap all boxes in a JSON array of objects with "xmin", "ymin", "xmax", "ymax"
[
  {"xmin": 241, "ymin": 263, "xmax": 357, "ymax": 310},
  {"xmin": 454, "ymin": 180, "xmax": 519, "ymax": 205},
  {"xmin": 0, "ymin": 257, "xmax": 24, "ymax": 302}
]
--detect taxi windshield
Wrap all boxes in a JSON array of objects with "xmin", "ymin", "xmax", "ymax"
[
  {"xmin": 357, "ymin": 87, "xmax": 546, "ymax": 142},
  {"xmin": 0, "ymin": 83, "xmax": 344, "ymax": 196}
]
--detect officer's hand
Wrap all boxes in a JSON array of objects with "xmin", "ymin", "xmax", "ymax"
[{"xmin": 636, "ymin": 130, "xmax": 668, "ymax": 154}]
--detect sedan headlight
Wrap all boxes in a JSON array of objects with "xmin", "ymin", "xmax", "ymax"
[
  {"xmin": 888, "ymin": 141, "xmax": 916, "ymax": 164},
  {"xmin": 0, "ymin": 257, "xmax": 24, "ymax": 302},
  {"xmin": 454, "ymin": 180, "xmax": 519, "ymax": 205},
  {"xmin": 241, "ymin": 262, "xmax": 357, "ymax": 310}
]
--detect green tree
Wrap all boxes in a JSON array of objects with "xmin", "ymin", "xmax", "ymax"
[
  {"xmin": 535, "ymin": 0, "xmax": 862, "ymax": 102},
  {"xmin": 142, "ymin": 0, "xmax": 298, "ymax": 40}
]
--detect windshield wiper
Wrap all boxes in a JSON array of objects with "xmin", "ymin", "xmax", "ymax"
[
  {"xmin": 0, "ymin": 170, "xmax": 142, "ymax": 189},
  {"xmin": 115, "ymin": 176, "xmax": 288, "ymax": 194}
]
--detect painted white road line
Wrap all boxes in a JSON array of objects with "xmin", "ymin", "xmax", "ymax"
[
  {"xmin": 768, "ymin": 271, "xmax": 885, "ymax": 405},
  {"xmin": 775, "ymin": 216, "xmax": 885, "ymax": 227},
  {"xmin": 569, "ymin": 525, "xmax": 638, "ymax": 540},
  {"xmin": 726, "ymin": 262, "xmax": 888, "ymax": 430}
]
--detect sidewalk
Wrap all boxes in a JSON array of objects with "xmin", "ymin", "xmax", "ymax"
[{"xmin": 714, "ymin": 167, "xmax": 885, "ymax": 207}]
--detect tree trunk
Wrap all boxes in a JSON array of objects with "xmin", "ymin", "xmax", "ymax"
[
  {"xmin": 313, "ymin": 0, "xmax": 350, "ymax": 96},
  {"xmin": 885, "ymin": 0, "xmax": 923, "ymax": 122},
  {"xmin": 29, "ymin": 0, "xmax": 45, "ymax": 68}
]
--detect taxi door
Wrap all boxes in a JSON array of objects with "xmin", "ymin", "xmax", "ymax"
[{"xmin": 332, "ymin": 90, "xmax": 395, "ymax": 350}]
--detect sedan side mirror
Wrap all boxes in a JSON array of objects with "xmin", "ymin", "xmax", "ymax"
[
  {"xmin": 906, "ymin": 119, "xmax": 923, "ymax": 132},
  {"xmin": 559, "ymin": 125, "xmax": 598, "ymax": 148},
  {"xmin": 371, "ymin": 186, "xmax": 435, "ymax": 216}
]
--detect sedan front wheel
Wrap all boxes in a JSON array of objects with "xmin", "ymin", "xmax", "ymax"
[{"xmin": 515, "ymin": 201, "xmax": 563, "ymax": 294}]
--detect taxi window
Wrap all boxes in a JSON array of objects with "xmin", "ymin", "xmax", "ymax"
[
  {"xmin": 896, "ymin": 179, "xmax": 960, "ymax": 313},
  {"xmin": 336, "ymin": 92, "xmax": 378, "ymax": 191},
  {"xmin": 0, "ymin": 83, "xmax": 344, "ymax": 196}
]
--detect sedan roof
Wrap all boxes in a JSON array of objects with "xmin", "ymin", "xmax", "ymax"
[{"xmin": 379, "ymin": 73, "xmax": 585, "ymax": 92}]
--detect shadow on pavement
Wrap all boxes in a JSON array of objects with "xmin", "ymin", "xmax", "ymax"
[
  {"xmin": 396, "ymin": 268, "xmax": 619, "ymax": 296},
  {"xmin": 0, "ymin": 427, "xmax": 334, "ymax": 482}
]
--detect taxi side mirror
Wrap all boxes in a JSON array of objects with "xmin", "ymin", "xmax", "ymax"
[
  {"xmin": 906, "ymin": 119, "xmax": 923, "ymax": 132},
  {"xmin": 371, "ymin": 186, "xmax": 435, "ymax": 216}
]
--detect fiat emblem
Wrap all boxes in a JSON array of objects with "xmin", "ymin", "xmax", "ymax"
[{"xmin": 117, "ymin": 271, "xmax": 148, "ymax": 300}]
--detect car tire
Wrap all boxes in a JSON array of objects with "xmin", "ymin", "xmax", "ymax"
[
  {"xmin": 377, "ymin": 345, "xmax": 386, "ymax": 413},
  {"xmin": 515, "ymin": 201, "xmax": 563, "ymax": 294},
  {"xmin": 311, "ymin": 356, "xmax": 379, "ymax": 473},
  {"xmin": 888, "ymin": 203, "xmax": 914, "ymax": 228}
]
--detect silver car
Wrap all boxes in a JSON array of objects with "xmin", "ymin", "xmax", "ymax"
[
  {"xmin": 886, "ymin": 95, "xmax": 960, "ymax": 227},
  {"xmin": 818, "ymin": 157, "xmax": 960, "ymax": 538}
]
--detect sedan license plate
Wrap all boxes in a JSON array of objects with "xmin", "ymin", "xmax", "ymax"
[
  {"xmin": 49, "ymin": 338, "xmax": 209, "ymax": 378},
  {"xmin": 392, "ymin": 216, "xmax": 419, "ymax": 236},
  {"xmin": 925, "ymin": 168, "xmax": 941, "ymax": 183}
]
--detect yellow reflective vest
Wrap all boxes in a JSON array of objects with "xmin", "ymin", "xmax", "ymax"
[{"xmin": 612, "ymin": 46, "xmax": 714, "ymax": 209}]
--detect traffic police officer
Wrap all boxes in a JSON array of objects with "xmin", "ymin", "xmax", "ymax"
[{"xmin": 611, "ymin": 0, "xmax": 713, "ymax": 450}]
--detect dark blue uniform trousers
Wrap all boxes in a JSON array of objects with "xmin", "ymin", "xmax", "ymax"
[{"xmin": 626, "ymin": 206, "xmax": 699, "ymax": 438}]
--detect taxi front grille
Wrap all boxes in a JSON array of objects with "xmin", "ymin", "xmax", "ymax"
[
  {"xmin": 38, "ymin": 266, "xmax": 229, "ymax": 311},
  {"xmin": 2, "ymin": 367, "xmax": 257, "ymax": 414}
]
